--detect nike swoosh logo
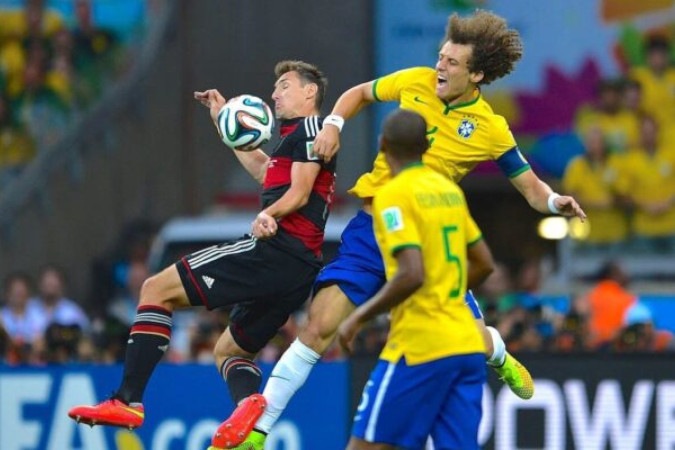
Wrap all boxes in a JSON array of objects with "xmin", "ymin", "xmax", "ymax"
[
  {"xmin": 414, "ymin": 96, "xmax": 427, "ymax": 104},
  {"xmin": 269, "ymin": 375, "xmax": 292, "ymax": 382},
  {"xmin": 120, "ymin": 405, "xmax": 145, "ymax": 418}
]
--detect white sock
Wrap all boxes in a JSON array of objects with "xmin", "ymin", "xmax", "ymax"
[
  {"xmin": 486, "ymin": 326, "xmax": 506, "ymax": 366},
  {"xmin": 256, "ymin": 338, "xmax": 321, "ymax": 433}
]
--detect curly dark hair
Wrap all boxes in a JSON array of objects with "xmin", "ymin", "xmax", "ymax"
[
  {"xmin": 274, "ymin": 60, "xmax": 328, "ymax": 110},
  {"xmin": 442, "ymin": 10, "xmax": 523, "ymax": 85}
]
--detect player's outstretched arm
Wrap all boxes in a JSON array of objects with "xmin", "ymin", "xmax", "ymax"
[
  {"xmin": 194, "ymin": 89, "xmax": 270, "ymax": 184},
  {"xmin": 313, "ymin": 81, "xmax": 376, "ymax": 162},
  {"xmin": 510, "ymin": 170, "xmax": 587, "ymax": 220}
]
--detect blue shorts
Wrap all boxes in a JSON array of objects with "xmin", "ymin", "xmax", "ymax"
[
  {"xmin": 315, "ymin": 210, "xmax": 486, "ymax": 319},
  {"xmin": 352, "ymin": 354, "xmax": 486, "ymax": 449},
  {"xmin": 314, "ymin": 210, "xmax": 386, "ymax": 306}
]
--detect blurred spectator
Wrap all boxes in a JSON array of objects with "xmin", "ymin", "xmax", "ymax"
[
  {"xmin": 497, "ymin": 307, "xmax": 544, "ymax": 353},
  {"xmin": 186, "ymin": 309, "xmax": 227, "ymax": 363},
  {"xmin": 475, "ymin": 261, "xmax": 518, "ymax": 315},
  {"xmin": 511, "ymin": 259, "xmax": 562, "ymax": 345},
  {"xmin": 562, "ymin": 126, "xmax": 628, "ymax": 254},
  {"xmin": 71, "ymin": 0, "xmax": 122, "ymax": 107},
  {"xmin": 614, "ymin": 302, "xmax": 675, "ymax": 352},
  {"xmin": 0, "ymin": 0, "xmax": 66, "ymax": 98},
  {"xmin": 44, "ymin": 322, "xmax": 82, "ymax": 363},
  {"xmin": 574, "ymin": 78, "xmax": 640, "ymax": 154},
  {"xmin": 33, "ymin": 264, "xmax": 89, "ymax": 332},
  {"xmin": 615, "ymin": 115, "xmax": 675, "ymax": 253},
  {"xmin": 0, "ymin": 271, "xmax": 46, "ymax": 363},
  {"xmin": 107, "ymin": 260, "xmax": 148, "ymax": 326},
  {"xmin": 585, "ymin": 261, "xmax": 637, "ymax": 349},
  {"xmin": 628, "ymin": 35, "xmax": 675, "ymax": 147},
  {"xmin": 621, "ymin": 78, "xmax": 646, "ymax": 120},
  {"xmin": 12, "ymin": 54, "xmax": 70, "ymax": 150},
  {"xmin": 0, "ymin": 92, "xmax": 36, "ymax": 188},
  {"xmin": 0, "ymin": 320, "xmax": 9, "ymax": 362},
  {"xmin": 47, "ymin": 28, "xmax": 75, "ymax": 104},
  {"xmin": 554, "ymin": 294, "xmax": 591, "ymax": 352}
]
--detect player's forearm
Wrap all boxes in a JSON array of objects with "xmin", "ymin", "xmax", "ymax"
[
  {"xmin": 263, "ymin": 187, "xmax": 310, "ymax": 219},
  {"xmin": 512, "ymin": 174, "xmax": 554, "ymax": 214},
  {"xmin": 331, "ymin": 83, "xmax": 373, "ymax": 120},
  {"xmin": 231, "ymin": 150, "xmax": 269, "ymax": 184},
  {"xmin": 467, "ymin": 240, "xmax": 494, "ymax": 288},
  {"xmin": 354, "ymin": 271, "xmax": 423, "ymax": 324}
]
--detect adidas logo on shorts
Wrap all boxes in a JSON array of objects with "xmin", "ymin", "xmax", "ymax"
[{"xmin": 202, "ymin": 275, "xmax": 215, "ymax": 289}]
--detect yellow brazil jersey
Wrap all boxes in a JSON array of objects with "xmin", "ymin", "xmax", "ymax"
[
  {"xmin": 561, "ymin": 155, "xmax": 628, "ymax": 243},
  {"xmin": 349, "ymin": 67, "xmax": 527, "ymax": 199},
  {"xmin": 372, "ymin": 163, "xmax": 486, "ymax": 365}
]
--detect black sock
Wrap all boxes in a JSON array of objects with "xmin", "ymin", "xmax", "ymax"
[
  {"xmin": 116, "ymin": 305, "xmax": 172, "ymax": 404},
  {"xmin": 221, "ymin": 357, "xmax": 263, "ymax": 404}
]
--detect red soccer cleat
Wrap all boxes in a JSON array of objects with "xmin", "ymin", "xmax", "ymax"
[
  {"xmin": 68, "ymin": 398, "xmax": 145, "ymax": 430},
  {"xmin": 210, "ymin": 394, "xmax": 267, "ymax": 449}
]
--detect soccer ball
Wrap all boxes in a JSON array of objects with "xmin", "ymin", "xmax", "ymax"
[{"xmin": 217, "ymin": 94, "xmax": 274, "ymax": 151}]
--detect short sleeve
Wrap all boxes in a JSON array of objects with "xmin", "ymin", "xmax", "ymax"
[
  {"xmin": 373, "ymin": 186, "xmax": 421, "ymax": 256},
  {"xmin": 290, "ymin": 116, "xmax": 323, "ymax": 163},
  {"xmin": 373, "ymin": 68, "xmax": 427, "ymax": 103}
]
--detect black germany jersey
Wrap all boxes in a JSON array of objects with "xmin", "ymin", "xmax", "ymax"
[{"xmin": 262, "ymin": 116, "xmax": 337, "ymax": 261}]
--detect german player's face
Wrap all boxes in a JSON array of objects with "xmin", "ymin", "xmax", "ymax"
[
  {"xmin": 435, "ymin": 41, "xmax": 478, "ymax": 102},
  {"xmin": 271, "ymin": 71, "xmax": 307, "ymax": 119}
]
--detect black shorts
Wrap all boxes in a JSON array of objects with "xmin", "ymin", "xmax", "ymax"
[{"xmin": 176, "ymin": 235, "xmax": 319, "ymax": 353}]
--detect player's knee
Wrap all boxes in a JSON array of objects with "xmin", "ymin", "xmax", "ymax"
[
  {"xmin": 298, "ymin": 322, "xmax": 333, "ymax": 355},
  {"xmin": 138, "ymin": 271, "xmax": 177, "ymax": 310},
  {"xmin": 139, "ymin": 276, "xmax": 162, "ymax": 303}
]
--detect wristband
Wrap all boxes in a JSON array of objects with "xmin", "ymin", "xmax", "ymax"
[
  {"xmin": 547, "ymin": 193, "xmax": 561, "ymax": 214},
  {"xmin": 323, "ymin": 114, "xmax": 344, "ymax": 132}
]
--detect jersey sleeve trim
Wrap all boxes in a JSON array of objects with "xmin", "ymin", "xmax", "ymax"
[
  {"xmin": 391, "ymin": 243, "xmax": 421, "ymax": 255},
  {"xmin": 303, "ymin": 116, "xmax": 321, "ymax": 138},
  {"xmin": 372, "ymin": 79, "xmax": 382, "ymax": 102},
  {"xmin": 495, "ymin": 146, "xmax": 531, "ymax": 178},
  {"xmin": 467, "ymin": 235, "xmax": 484, "ymax": 247}
]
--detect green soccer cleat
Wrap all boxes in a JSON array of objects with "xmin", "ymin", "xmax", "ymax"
[
  {"xmin": 492, "ymin": 352, "xmax": 534, "ymax": 400},
  {"xmin": 207, "ymin": 430, "xmax": 266, "ymax": 450}
]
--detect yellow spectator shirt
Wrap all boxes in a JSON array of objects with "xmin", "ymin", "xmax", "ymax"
[
  {"xmin": 372, "ymin": 163, "xmax": 486, "ymax": 365},
  {"xmin": 629, "ymin": 67, "xmax": 675, "ymax": 137},
  {"xmin": 615, "ymin": 148, "xmax": 675, "ymax": 237},
  {"xmin": 574, "ymin": 107, "xmax": 640, "ymax": 154},
  {"xmin": 561, "ymin": 155, "xmax": 628, "ymax": 243},
  {"xmin": 349, "ymin": 67, "xmax": 526, "ymax": 198}
]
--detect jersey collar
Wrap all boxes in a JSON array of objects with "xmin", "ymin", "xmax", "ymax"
[{"xmin": 279, "ymin": 117, "xmax": 304, "ymax": 137}]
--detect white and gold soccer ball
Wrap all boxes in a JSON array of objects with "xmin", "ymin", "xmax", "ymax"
[{"xmin": 217, "ymin": 94, "xmax": 274, "ymax": 151}]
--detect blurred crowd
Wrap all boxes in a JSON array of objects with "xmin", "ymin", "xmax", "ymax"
[
  {"xmin": 1, "ymin": 255, "xmax": 672, "ymax": 368},
  {"xmin": 0, "ymin": 0, "xmax": 128, "ymax": 189},
  {"xmin": 0, "ymin": 7, "xmax": 673, "ymax": 366},
  {"xmin": 562, "ymin": 35, "xmax": 675, "ymax": 255}
]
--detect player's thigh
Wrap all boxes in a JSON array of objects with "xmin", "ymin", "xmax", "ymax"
[
  {"xmin": 140, "ymin": 264, "xmax": 190, "ymax": 308},
  {"xmin": 299, "ymin": 284, "xmax": 355, "ymax": 353},
  {"xmin": 228, "ymin": 264, "xmax": 318, "ymax": 355},
  {"xmin": 430, "ymin": 353, "xmax": 485, "ymax": 450}
]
